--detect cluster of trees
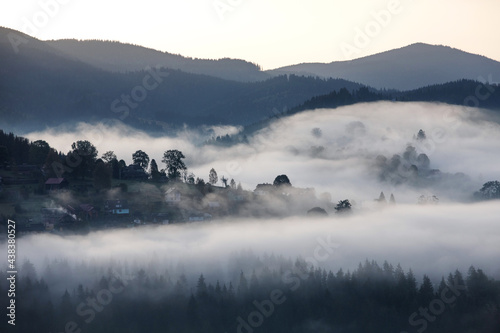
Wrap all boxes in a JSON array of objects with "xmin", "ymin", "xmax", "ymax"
[
  {"xmin": 205, "ymin": 134, "xmax": 249, "ymax": 147},
  {"xmin": 67, "ymin": 143, "xmax": 190, "ymax": 191},
  {"xmin": 1, "ymin": 257, "xmax": 498, "ymax": 333},
  {"xmin": 374, "ymin": 138, "xmax": 432, "ymax": 186},
  {"xmin": 371, "ymin": 129, "xmax": 500, "ymax": 202},
  {"xmin": 474, "ymin": 181, "xmax": 500, "ymax": 201},
  {"xmin": 0, "ymin": 130, "xmax": 197, "ymax": 192},
  {"xmin": 0, "ymin": 130, "xmax": 53, "ymax": 167}
]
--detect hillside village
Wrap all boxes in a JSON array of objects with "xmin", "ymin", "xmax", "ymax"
[
  {"xmin": 0, "ymin": 169, "xmax": 353, "ymax": 234},
  {"xmin": 0, "ymin": 130, "xmax": 355, "ymax": 234}
]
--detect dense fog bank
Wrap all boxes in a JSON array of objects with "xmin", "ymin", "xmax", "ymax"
[{"xmin": 3, "ymin": 202, "xmax": 499, "ymax": 290}]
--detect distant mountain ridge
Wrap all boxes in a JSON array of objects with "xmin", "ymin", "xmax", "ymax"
[
  {"xmin": 0, "ymin": 27, "xmax": 362, "ymax": 132},
  {"xmin": 42, "ymin": 38, "xmax": 500, "ymax": 91},
  {"xmin": 267, "ymin": 43, "xmax": 500, "ymax": 90},
  {"xmin": 46, "ymin": 39, "xmax": 269, "ymax": 82},
  {"xmin": 6, "ymin": 26, "xmax": 500, "ymax": 90},
  {"xmin": 2, "ymin": 26, "xmax": 500, "ymax": 134}
]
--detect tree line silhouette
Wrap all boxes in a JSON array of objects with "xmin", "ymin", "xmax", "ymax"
[{"xmin": 1, "ymin": 256, "xmax": 498, "ymax": 333}]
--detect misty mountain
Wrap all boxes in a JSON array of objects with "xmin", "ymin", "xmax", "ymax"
[
  {"xmin": 396, "ymin": 79, "xmax": 500, "ymax": 107},
  {"xmin": 0, "ymin": 27, "xmax": 113, "ymax": 128},
  {"xmin": 267, "ymin": 43, "xmax": 500, "ymax": 90},
  {"xmin": 288, "ymin": 80, "xmax": 500, "ymax": 115},
  {"xmin": 238, "ymin": 80, "xmax": 500, "ymax": 139},
  {"xmin": 47, "ymin": 39, "xmax": 500, "ymax": 91},
  {"xmin": 0, "ymin": 27, "xmax": 363, "ymax": 132},
  {"xmin": 3, "ymin": 27, "xmax": 500, "ymax": 134},
  {"xmin": 46, "ymin": 39, "xmax": 270, "ymax": 82}
]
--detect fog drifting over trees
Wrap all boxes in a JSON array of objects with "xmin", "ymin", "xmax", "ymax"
[{"xmin": 26, "ymin": 102, "xmax": 500, "ymax": 203}]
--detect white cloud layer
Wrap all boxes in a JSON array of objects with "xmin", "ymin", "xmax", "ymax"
[
  {"xmin": 5, "ymin": 101, "xmax": 499, "ymax": 292},
  {"xmin": 3, "ymin": 202, "xmax": 499, "ymax": 289},
  {"xmin": 25, "ymin": 102, "xmax": 500, "ymax": 204}
]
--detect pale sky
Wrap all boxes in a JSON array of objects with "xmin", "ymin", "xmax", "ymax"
[{"xmin": 2, "ymin": 0, "xmax": 500, "ymax": 70}]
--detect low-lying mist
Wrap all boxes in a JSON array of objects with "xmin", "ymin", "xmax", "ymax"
[
  {"xmin": 16, "ymin": 101, "xmax": 500, "ymax": 284},
  {"xmin": 25, "ymin": 101, "xmax": 500, "ymax": 204},
  {"xmin": 3, "ymin": 201, "xmax": 500, "ymax": 294}
]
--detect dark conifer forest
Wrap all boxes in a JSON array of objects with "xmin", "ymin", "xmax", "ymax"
[{"xmin": 1, "ymin": 255, "xmax": 499, "ymax": 333}]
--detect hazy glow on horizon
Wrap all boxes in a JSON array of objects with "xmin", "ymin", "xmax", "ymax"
[{"xmin": 2, "ymin": 0, "xmax": 500, "ymax": 69}]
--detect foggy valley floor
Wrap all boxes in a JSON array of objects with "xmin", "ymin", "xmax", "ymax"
[{"xmin": 1, "ymin": 204, "xmax": 500, "ymax": 332}]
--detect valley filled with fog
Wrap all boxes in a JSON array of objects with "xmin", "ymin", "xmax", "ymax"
[
  {"xmin": 10, "ymin": 101, "xmax": 500, "ymax": 280},
  {"xmin": 3, "ymin": 1, "xmax": 500, "ymax": 331},
  {"xmin": 26, "ymin": 101, "xmax": 500, "ymax": 203},
  {"xmin": 2, "ymin": 101, "xmax": 499, "ymax": 333}
]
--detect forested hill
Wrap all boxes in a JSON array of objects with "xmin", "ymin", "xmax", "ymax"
[
  {"xmin": 46, "ymin": 39, "xmax": 269, "ymax": 82},
  {"xmin": 235, "ymin": 81, "xmax": 500, "ymax": 138},
  {"xmin": 0, "ymin": 27, "xmax": 363, "ymax": 132},
  {"xmin": 2, "ymin": 27, "xmax": 500, "ymax": 134},
  {"xmin": 396, "ymin": 79, "xmax": 500, "ymax": 108},
  {"xmin": 289, "ymin": 80, "xmax": 500, "ymax": 115}
]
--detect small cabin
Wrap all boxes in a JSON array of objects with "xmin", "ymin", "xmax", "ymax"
[{"xmin": 45, "ymin": 178, "xmax": 69, "ymax": 191}]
